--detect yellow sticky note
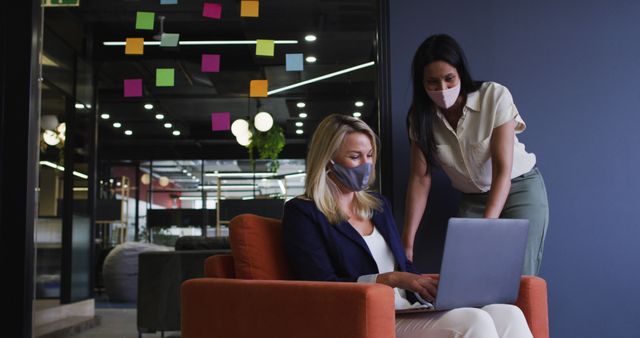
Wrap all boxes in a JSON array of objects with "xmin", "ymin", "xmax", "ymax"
[
  {"xmin": 241, "ymin": 1, "xmax": 259, "ymax": 17},
  {"xmin": 125, "ymin": 38, "xmax": 144, "ymax": 55},
  {"xmin": 256, "ymin": 39, "xmax": 274, "ymax": 56},
  {"xmin": 250, "ymin": 80, "xmax": 268, "ymax": 97}
]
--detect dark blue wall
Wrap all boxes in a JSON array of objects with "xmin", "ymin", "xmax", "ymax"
[{"xmin": 388, "ymin": 1, "xmax": 640, "ymax": 337}]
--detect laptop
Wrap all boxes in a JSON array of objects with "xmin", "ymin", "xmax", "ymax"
[{"xmin": 397, "ymin": 217, "xmax": 529, "ymax": 313}]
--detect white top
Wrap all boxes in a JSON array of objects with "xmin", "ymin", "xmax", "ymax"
[
  {"xmin": 359, "ymin": 227, "xmax": 418, "ymax": 309},
  {"xmin": 411, "ymin": 82, "xmax": 536, "ymax": 193}
]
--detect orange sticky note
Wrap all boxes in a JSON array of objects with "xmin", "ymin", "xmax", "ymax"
[
  {"xmin": 125, "ymin": 38, "xmax": 144, "ymax": 55},
  {"xmin": 241, "ymin": 1, "xmax": 259, "ymax": 17},
  {"xmin": 250, "ymin": 80, "xmax": 268, "ymax": 97}
]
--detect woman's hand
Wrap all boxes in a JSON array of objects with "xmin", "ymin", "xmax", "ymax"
[{"xmin": 377, "ymin": 271, "xmax": 438, "ymax": 302}]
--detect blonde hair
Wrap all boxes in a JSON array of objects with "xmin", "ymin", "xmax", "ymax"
[{"xmin": 304, "ymin": 114, "xmax": 382, "ymax": 224}]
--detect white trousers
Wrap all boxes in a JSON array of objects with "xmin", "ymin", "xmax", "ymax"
[{"xmin": 395, "ymin": 304, "xmax": 533, "ymax": 338}]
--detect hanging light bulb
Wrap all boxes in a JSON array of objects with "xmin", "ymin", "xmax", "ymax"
[
  {"xmin": 140, "ymin": 173, "xmax": 150, "ymax": 185},
  {"xmin": 42, "ymin": 130, "xmax": 60, "ymax": 146},
  {"xmin": 41, "ymin": 115, "xmax": 59, "ymax": 130},
  {"xmin": 158, "ymin": 176, "xmax": 170, "ymax": 187},
  {"xmin": 236, "ymin": 131, "xmax": 252, "ymax": 147},
  {"xmin": 231, "ymin": 119, "xmax": 250, "ymax": 137},
  {"xmin": 254, "ymin": 112, "xmax": 274, "ymax": 132}
]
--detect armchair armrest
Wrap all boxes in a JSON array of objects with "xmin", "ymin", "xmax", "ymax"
[
  {"xmin": 181, "ymin": 278, "xmax": 395, "ymax": 338},
  {"xmin": 515, "ymin": 276, "xmax": 549, "ymax": 338}
]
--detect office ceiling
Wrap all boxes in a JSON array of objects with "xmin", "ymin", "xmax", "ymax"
[{"xmin": 43, "ymin": 0, "xmax": 380, "ymax": 161}]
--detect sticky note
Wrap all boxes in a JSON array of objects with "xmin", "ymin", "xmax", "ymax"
[
  {"xmin": 203, "ymin": 3, "xmax": 222, "ymax": 19},
  {"xmin": 250, "ymin": 80, "xmax": 268, "ymax": 97},
  {"xmin": 201, "ymin": 54, "xmax": 220, "ymax": 73},
  {"xmin": 160, "ymin": 33, "xmax": 180, "ymax": 47},
  {"xmin": 136, "ymin": 12, "xmax": 155, "ymax": 30},
  {"xmin": 286, "ymin": 53, "xmax": 304, "ymax": 71},
  {"xmin": 211, "ymin": 112, "xmax": 231, "ymax": 131},
  {"xmin": 125, "ymin": 38, "xmax": 144, "ymax": 55},
  {"xmin": 240, "ymin": 1, "xmax": 259, "ymax": 17},
  {"xmin": 256, "ymin": 39, "xmax": 274, "ymax": 56},
  {"xmin": 156, "ymin": 68, "xmax": 175, "ymax": 87},
  {"xmin": 160, "ymin": 0, "xmax": 178, "ymax": 4},
  {"xmin": 124, "ymin": 79, "xmax": 143, "ymax": 97}
]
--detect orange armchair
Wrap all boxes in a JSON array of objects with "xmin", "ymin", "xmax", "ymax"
[{"xmin": 182, "ymin": 214, "xmax": 549, "ymax": 338}]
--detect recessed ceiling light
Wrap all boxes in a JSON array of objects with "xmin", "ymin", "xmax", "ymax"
[
  {"xmin": 355, "ymin": 101, "xmax": 364, "ymax": 107},
  {"xmin": 296, "ymin": 129, "xmax": 304, "ymax": 135},
  {"xmin": 155, "ymin": 114, "xmax": 165, "ymax": 120},
  {"xmin": 144, "ymin": 103, "xmax": 154, "ymax": 110},
  {"xmin": 164, "ymin": 122, "xmax": 172, "ymax": 128},
  {"xmin": 182, "ymin": 169, "xmax": 187, "ymax": 173},
  {"xmin": 305, "ymin": 56, "xmax": 317, "ymax": 63},
  {"xmin": 353, "ymin": 112, "xmax": 362, "ymax": 118},
  {"xmin": 295, "ymin": 122, "xmax": 303, "ymax": 127},
  {"xmin": 304, "ymin": 35, "xmax": 317, "ymax": 42},
  {"xmin": 75, "ymin": 103, "xmax": 85, "ymax": 109},
  {"xmin": 299, "ymin": 112, "xmax": 307, "ymax": 118},
  {"xmin": 296, "ymin": 102, "xmax": 306, "ymax": 108},
  {"xmin": 113, "ymin": 122, "xmax": 122, "ymax": 128},
  {"xmin": 124, "ymin": 130, "xmax": 133, "ymax": 135},
  {"xmin": 100, "ymin": 113, "xmax": 110, "ymax": 119},
  {"xmin": 86, "ymin": 104, "xmax": 92, "ymax": 109},
  {"xmin": 172, "ymin": 130, "xmax": 181, "ymax": 136}
]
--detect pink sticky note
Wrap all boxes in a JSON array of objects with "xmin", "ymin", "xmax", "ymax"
[
  {"xmin": 203, "ymin": 3, "xmax": 222, "ymax": 19},
  {"xmin": 201, "ymin": 54, "xmax": 220, "ymax": 73},
  {"xmin": 211, "ymin": 112, "xmax": 230, "ymax": 131},
  {"xmin": 124, "ymin": 79, "xmax": 142, "ymax": 97}
]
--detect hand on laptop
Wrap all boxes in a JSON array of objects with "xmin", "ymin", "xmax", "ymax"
[{"xmin": 377, "ymin": 272, "xmax": 438, "ymax": 302}]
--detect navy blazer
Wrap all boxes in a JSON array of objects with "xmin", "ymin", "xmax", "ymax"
[{"xmin": 282, "ymin": 192, "xmax": 417, "ymax": 284}]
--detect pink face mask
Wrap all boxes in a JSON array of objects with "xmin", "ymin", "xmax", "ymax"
[{"xmin": 426, "ymin": 83, "xmax": 461, "ymax": 109}]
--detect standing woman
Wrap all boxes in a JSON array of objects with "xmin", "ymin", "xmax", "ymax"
[{"xmin": 402, "ymin": 34, "xmax": 549, "ymax": 275}]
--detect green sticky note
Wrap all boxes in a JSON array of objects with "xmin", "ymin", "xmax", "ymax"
[
  {"xmin": 136, "ymin": 12, "xmax": 155, "ymax": 30},
  {"xmin": 156, "ymin": 68, "xmax": 175, "ymax": 87},
  {"xmin": 160, "ymin": 33, "xmax": 180, "ymax": 47},
  {"xmin": 256, "ymin": 39, "xmax": 274, "ymax": 57}
]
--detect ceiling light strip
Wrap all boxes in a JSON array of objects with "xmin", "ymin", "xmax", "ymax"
[
  {"xmin": 102, "ymin": 40, "xmax": 298, "ymax": 46},
  {"xmin": 268, "ymin": 61, "xmax": 375, "ymax": 95},
  {"xmin": 39, "ymin": 161, "xmax": 89, "ymax": 180}
]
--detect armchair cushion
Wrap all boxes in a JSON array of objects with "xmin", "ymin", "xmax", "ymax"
[{"xmin": 229, "ymin": 214, "xmax": 291, "ymax": 280}]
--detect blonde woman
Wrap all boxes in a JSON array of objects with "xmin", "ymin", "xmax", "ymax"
[{"xmin": 282, "ymin": 114, "xmax": 533, "ymax": 338}]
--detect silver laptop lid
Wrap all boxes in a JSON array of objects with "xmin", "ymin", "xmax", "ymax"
[{"xmin": 434, "ymin": 218, "xmax": 529, "ymax": 310}]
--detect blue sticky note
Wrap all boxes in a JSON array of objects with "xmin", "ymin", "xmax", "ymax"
[
  {"xmin": 286, "ymin": 53, "xmax": 304, "ymax": 71},
  {"xmin": 160, "ymin": 0, "xmax": 178, "ymax": 4}
]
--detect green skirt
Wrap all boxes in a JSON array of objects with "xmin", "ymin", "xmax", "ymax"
[{"xmin": 457, "ymin": 167, "xmax": 549, "ymax": 275}]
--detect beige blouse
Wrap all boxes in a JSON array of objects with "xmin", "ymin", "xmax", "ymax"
[{"xmin": 410, "ymin": 82, "xmax": 536, "ymax": 193}]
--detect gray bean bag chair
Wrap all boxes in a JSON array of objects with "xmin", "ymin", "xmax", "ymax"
[{"xmin": 102, "ymin": 242, "xmax": 172, "ymax": 303}]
